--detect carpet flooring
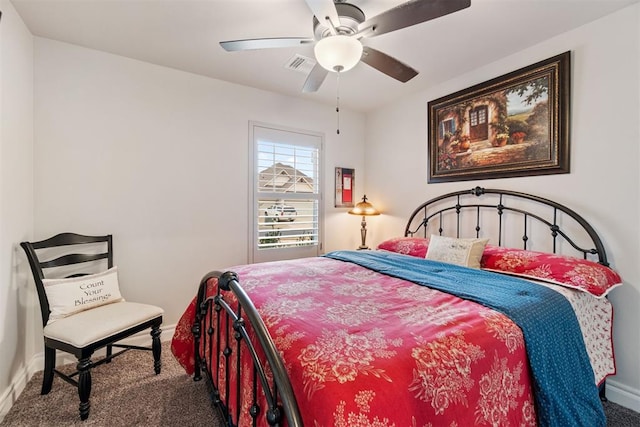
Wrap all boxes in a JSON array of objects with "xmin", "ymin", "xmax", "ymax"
[
  {"xmin": 0, "ymin": 342, "xmax": 221, "ymax": 426},
  {"xmin": 1, "ymin": 341, "xmax": 639, "ymax": 426}
]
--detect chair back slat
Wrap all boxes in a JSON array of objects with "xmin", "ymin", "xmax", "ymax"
[
  {"xmin": 20, "ymin": 233, "xmax": 113, "ymax": 326},
  {"xmin": 39, "ymin": 252, "xmax": 110, "ymax": 269},
  {"xmin": 30, "ymin": 232, "xmax": 109, "ymax": 249}
]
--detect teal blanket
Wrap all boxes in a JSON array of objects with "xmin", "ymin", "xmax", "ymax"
[{"xmin": 324, "ymin": 250, "xmax": 605, "ymax": 427}]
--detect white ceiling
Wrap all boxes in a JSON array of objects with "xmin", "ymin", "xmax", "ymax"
[{"xmin": 10, "ymin": 0, "xmax": 639, "ymax": 112}]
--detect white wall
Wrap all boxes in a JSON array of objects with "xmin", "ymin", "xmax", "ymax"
[
  {"xmin": 32, "ymin": 38, "xmax": 366, "ymax": 327},
  {"xmin": 0, "ymin": 13, "xmax": 366, "ymax": 418},
  {"xmin": 365, "ymin": 4, "xmax": 640, "ymax": 410},
  {"xmin": 0, "ymin": 0, "xmax": 35, "ymax": 419}
]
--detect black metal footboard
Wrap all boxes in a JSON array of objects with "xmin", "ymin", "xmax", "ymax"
[{"xmin": 192, "ymin": 270, "xmax": 303, "ymax": 427}]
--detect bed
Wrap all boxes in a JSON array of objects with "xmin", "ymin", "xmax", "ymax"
[{"xmin": 170, "ymin": 187, "xmax": 621, "ymax": 426}]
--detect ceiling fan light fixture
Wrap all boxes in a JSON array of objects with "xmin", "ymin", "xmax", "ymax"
[{"xmin": 314, "ymin": 35, "xmax": 363, "ymax": 73}]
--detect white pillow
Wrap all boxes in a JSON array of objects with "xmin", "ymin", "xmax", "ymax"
[
  {"xmin": 42, "ymin": 266, "xmax": 124, "ymax": 324},
  {"xmin": 425, "ymin": 235, "xmax": 489, "ymax": 269}
]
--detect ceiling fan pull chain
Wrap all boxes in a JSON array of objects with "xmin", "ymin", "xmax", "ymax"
[{"xmin": 336, "ymin": 70, "xmax": 340, "ymax": 135}]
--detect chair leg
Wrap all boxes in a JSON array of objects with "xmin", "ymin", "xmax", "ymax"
[
  {"xmin": 41, "ymin": 346, "xmax": 55, "ymax": 395},
  {"xmin": 77, "ymin": 357, "xmax": 92, "ymax": 420},
  {"xmin": 106, "ymin": 344, "xmax": 113, "ymax": 363},
  {"xmin": 151, "ymin": 325, "xmax": 162, "ymax": 374}
]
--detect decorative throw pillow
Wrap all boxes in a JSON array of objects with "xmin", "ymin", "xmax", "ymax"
[
  {"xmin": 425, "ymin": 235, "xmax": 489, "ymax": 268},
  {"xmin": 376, "ymin": 237, "xmax": 430, "ymax": 258},
  {"xmin": 42, "ymin": 266, "xmax": 124, "ymax": 324},
  {"xmin": 481, "ymin": 245, "xmax": 622, "ymax": 298}
]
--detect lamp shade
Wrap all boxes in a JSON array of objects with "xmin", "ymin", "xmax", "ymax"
[
  {"xmin": 348, "ymin": 195, "xmax": 380, "ymax": 216},
  {"xmin": 314, "ymin": 35, "xmax": 363, "ymax": 73}
]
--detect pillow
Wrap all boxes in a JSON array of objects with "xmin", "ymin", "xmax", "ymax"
[
  {"xmin": 481, "ymin": 245, "xmax": 622, "ymax": 298},
  {"xmin": 425, "ymin": 235, "xmax": 488, "ymax": 269},
  {"xmin": 42, "ymin": 266, "xmax": 124, "ymax": 324},
  {"xmin": 377, "ymin": 237, "xmax": 430, "ymax": 258}
]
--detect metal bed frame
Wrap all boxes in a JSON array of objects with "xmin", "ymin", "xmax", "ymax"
[
  {"xmin": 191, "ymin": 187, "xmax": 611, "ymax": 426},
  {"xmin": 404, "ymin": 186, "xmax": 608, "ymax": 266}
]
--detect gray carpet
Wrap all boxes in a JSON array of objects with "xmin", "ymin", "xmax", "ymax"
[
  {"xmin": 0, "ymin": 342, "xmax": 222, "ymax": 426},
  {"xmin": 1, "ymin": 342, "xmax": 638, "ymax": 426},
  {"xmin": 607, "ymin": 400, "xmax": 640, "ymax": 427}
]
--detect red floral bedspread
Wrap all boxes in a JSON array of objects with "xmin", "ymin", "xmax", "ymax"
[{"xmin": 171, "ymin": 256, "xmax": 548, "ymax": 426}]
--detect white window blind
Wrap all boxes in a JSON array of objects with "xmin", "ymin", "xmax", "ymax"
[{"xmin": 250, "ymin": 123, "xmax": 323, "ymax": 263}]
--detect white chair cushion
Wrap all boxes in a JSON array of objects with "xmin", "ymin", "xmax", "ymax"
[{"xmin": 43, "ymin": 301, "xmax": 163, "ymax": 348}]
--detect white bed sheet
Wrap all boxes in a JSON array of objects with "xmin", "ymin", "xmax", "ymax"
[{"xmin": 523, "ymin": 277, "xmax": 615, "ymax": 384}]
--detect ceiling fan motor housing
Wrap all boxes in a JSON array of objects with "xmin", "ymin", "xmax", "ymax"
[{"xmin": 313, "ymin": 2, "xmax": 365, "ymax": 40}]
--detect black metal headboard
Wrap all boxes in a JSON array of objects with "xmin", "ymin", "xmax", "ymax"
[{"xmin": 404, "ymin": 187, "xmax": 609, "ymax": 267}]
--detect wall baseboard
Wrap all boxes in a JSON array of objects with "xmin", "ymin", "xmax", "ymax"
[
  {"xmin": 0, "ymin": 352, "xmax": 42, "ymax": 424},
  {"xmin": 606, "ymin": 379, "xmax": 640, "ymax": 412},
  {"xmin": 0, "ymin": 324, "xmax": 175, "ymax": 423}
]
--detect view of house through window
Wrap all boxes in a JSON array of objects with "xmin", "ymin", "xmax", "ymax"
[{"xmin": 250, "ymin": 123, "xmax": 323, "ymax": 263}]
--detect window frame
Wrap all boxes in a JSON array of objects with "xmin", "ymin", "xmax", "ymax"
[{"xmin": 248, "ymin": 121, "xmax": 324, "ymax": 264}]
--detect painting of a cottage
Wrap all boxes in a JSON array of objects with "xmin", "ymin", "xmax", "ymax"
[{"xmin": 428, "ymin": 52, "xmax": 570, "ymax": 182}]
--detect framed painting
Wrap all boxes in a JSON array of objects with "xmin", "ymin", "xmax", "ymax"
[
  {"xmin": 428, "ymin": 51, "xmax": 570, "ymax": 183},
  {"xmin": 335, "ymin": 167, "xmax": 354, "ymax": 208}
]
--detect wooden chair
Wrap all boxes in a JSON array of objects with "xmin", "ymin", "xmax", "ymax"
[{"xmin": 20, "ymin": 233, "xmax": 163, "ymax": 420}]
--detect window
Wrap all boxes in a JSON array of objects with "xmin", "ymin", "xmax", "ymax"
[
  {"xmin": 439, "ymin": 118, "xmax": 455, "ymax": 139},
  {"xmin": 470, "ymin": 110, "xmax": 478, "ymax": 126},
  {"xmin": 249, "ymin": 122, "xmax": 323, "ymax": 263}
]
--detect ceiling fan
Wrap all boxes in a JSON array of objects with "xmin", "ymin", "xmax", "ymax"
[{"xmin": 220, "ymin": 0, "xmax": 471, "ymax": 93}]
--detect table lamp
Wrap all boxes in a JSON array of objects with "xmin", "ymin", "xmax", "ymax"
[{"xmin": 348, "ymin": 195, "xmax": 380, "ymax": 250}]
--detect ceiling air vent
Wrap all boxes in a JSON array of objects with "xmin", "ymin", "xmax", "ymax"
[{"xmin": 284, "ymin": 54, "xmax": 316, "ymax": 74}]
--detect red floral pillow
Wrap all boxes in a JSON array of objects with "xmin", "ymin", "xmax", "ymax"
[
  {"xmin": 481, "ymin": 245, "xmax": 622, "ymax": 298},
  {"xmin": 377, "ymin": 237, "xmax": 429, "ymax": 258}
]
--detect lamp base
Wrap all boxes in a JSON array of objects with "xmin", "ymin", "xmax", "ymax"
[{"xmin": 358, "ymin": 216, "xmax": 369, "ymax": 250}]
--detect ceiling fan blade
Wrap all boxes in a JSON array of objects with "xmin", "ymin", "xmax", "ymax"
[
  {"xmin": 304, "ymin": 0, "xmax": 341, "ymax": 30},
  {"xmin": 360, "ymin": 46, "xmax": 418, "ymax": 83},
  {"xmin": 220, "ymin": 37, "xmax": 314, "ymax": 52},
  {"xmin": 358, "ymin": 0, "xmax": 471, "ymax": 38},
  {"xmin": 302, "ymin": 63, "xmax": 329, "ymax": 93}
]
